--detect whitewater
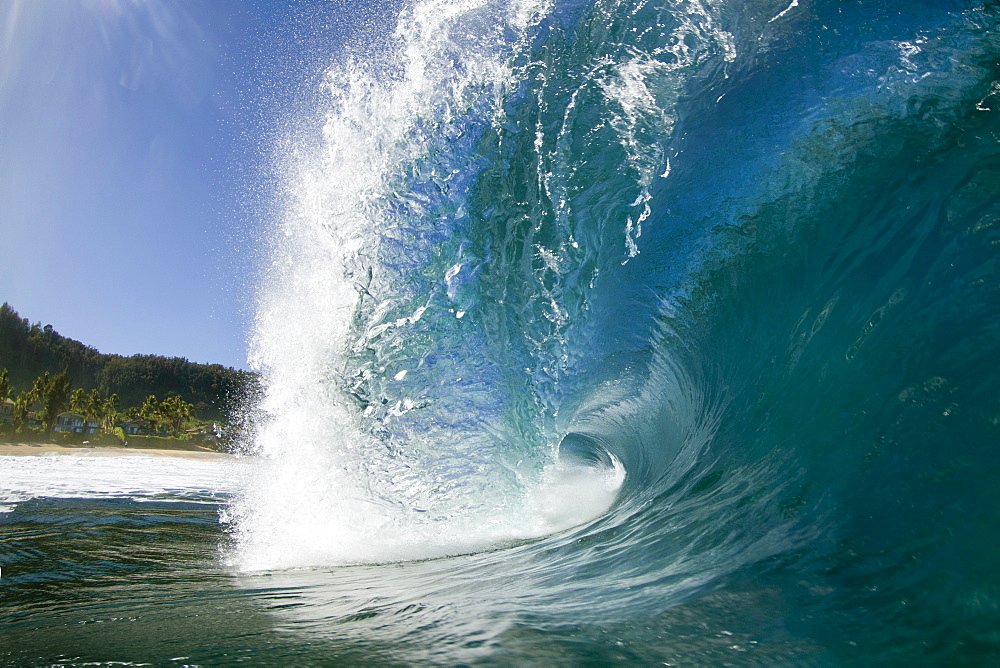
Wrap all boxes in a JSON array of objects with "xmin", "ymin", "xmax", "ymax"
[{"xmin": 4, "ymin": 0, "xmax": 1000, "ymax": 663}]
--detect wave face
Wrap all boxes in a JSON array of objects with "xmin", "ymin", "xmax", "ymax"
[{"xmin": 229, "ymin": 0, "xmax": 1000, "ymax": 662}]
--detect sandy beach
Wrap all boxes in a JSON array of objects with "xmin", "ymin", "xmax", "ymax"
[{"xmin": 0, "ymin": 442, "xmax": 231, "ymax": 461}]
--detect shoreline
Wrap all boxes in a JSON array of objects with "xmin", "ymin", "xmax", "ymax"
[{"xmin": 0, "ymin": 442, "xmax": 232, "ymax": 461}]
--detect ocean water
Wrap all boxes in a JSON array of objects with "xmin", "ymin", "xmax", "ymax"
[{"xmin": 4, "ymin": 0, "xmax": 1000, "ymax": 663}]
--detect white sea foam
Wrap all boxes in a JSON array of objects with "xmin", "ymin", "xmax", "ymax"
[
  {"xmin": 527, "ymin": 454, "xmax": 626, "ymax": 533},
  {"xmin": 0, "ymin": 454, "xmax": 239, "ymax": 513},
  {"xmin": 227, "ymin": 442, "xmax": 624, "ymax": 571}
]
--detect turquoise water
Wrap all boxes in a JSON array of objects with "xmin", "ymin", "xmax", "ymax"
[{"xmin": 5, "ymin": 0, "xmax": 1000, "ymax": 663}]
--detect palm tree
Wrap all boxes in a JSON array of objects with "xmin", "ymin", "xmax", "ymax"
[
  {"xmin": 31, "ymin": 372, "xmax": 50, "ymax": 400},
  {"xmin": 0, "ymin": 368, "xmax": 10, "ymax": 429},
  {"xmin": 12, "ymin": 391, "xmax": 31, "ymax": 430},
  {"xmin": 0, "ymin": 368, "xmax": 10, "ymax": 404},
  {"xmin": 140, "ymin": 395, "xmax": 160, "ymax": 433},
  {"xmin": 160, "ymin": 395, "xmax": 194, "ymax": 435},
  {"xmin": 101, "ymin": 393, "xmax": 120, "ymax": 432},
  {"xmin": 69, "ymin": 388, "xmax": 87, "ymax": 414},
  {"xmin": 154, "ymin": 395, "xmax": 181, "ymax": 435},
  {"xmin": 38, "ymin": 370, "xmax": 71, "ymax": 437},
  {"xmin": 82, "ymin": 389, "xmax": 102, "ymax": 432}
]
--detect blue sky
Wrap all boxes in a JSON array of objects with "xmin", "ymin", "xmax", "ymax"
[{"xmin": 0, "ymin": 0, "xmax": 392, "ymax": 370}]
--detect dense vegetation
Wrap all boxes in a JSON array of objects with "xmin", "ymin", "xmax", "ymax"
[
  {"xmin": 0, "ymin": 365, "xmax": 214, "ymax": 443},
  {"xmin": 0, "ymin": 302, "xmax": 259, "ymax": 423}
]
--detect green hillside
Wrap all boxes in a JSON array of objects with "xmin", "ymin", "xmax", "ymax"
[{"xmin": 0, "ymin": 302, "xmax": 259, "ymax": 422}]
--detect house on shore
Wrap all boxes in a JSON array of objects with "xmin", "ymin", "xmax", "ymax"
[
  {"xmin": 121, "ymin": 419, "xmax": 159, "ymax": 436},
  {"xmin": 185, "ymin": 424, "xmax": 219, "ymax": 445},
  {"xmin": 53, "ymin": 412, "xmax": 100, "ymax": 434}
]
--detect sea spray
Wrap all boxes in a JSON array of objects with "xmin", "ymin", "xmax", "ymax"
[{"xmin": 225, "ymin": 0, "xmax": 629, "ymax": 570}]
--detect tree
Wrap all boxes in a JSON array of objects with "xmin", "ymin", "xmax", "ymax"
[
  {"xmin": 101, "ymin": 393, "xmax": 120, "ymax": 432},
  {"xmin": 140, "ymin": 394, "xmax": 160, "ymax": 432},
  {"xmin": 31, "ymin": 372, "xmax": 49, "ymax": 399},
  {"xmin": 158, "ymin": 394, "xmax": 194, "ymax": 435},
  {"xmin": 84, "ymin": 389, "xmax": 101, "ymax": 428},
  {"xmin": 37, "ymin": 370, "xmax": 72, "ymax": 436},
  {"xmin": 69, "ymin": 388, "xmax": 87, "ymax": 414},
  {"xmin": 0, "ymin": 368, "xmax": 9, "ymax": 403},
  {"xmin": 140, "ymin": 395, "xmax": 158, "ymax": 418},
  {"xmin": 12, "ymin": 391, "xmax": 31, "ymax": 430}
]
